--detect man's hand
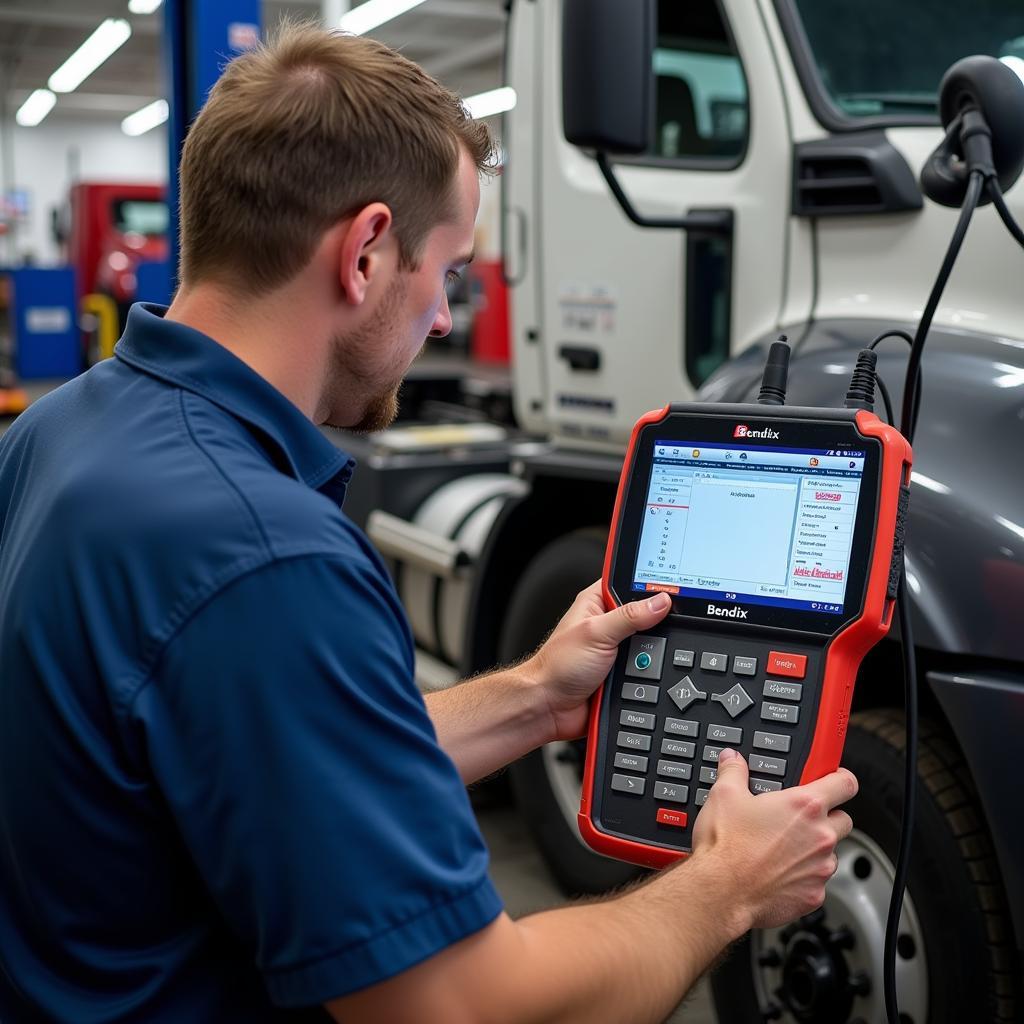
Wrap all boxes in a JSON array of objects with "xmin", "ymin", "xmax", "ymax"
[
  {"xmin": 528, "ymin": 581, "xmax": 672, "ymax": 742},
  {"xmin": 691, "ymin": 748, "xmax": 858, "ymax": 930}
]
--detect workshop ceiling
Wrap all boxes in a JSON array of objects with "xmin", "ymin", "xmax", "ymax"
[{"xmin": 0, "ymin": 0, "xmax": 505, "ymax": 124}]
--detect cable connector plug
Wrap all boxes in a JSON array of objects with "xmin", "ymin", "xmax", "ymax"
[
  {"xmin": 756, "ymin": 335, "xmax": 790, "ymax": 406},
  {"xmin": 844, "ymin": 348, "xmax": 878, "ymax": 411}
]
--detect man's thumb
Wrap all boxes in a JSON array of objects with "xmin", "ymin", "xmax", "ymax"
[
  {"xmin": 716, "ymin": 747, "xmax": 748, "ymax": 786},
  {"xmin": 594, "ymin": 592, "xmax": 672, "ymax": 646}
]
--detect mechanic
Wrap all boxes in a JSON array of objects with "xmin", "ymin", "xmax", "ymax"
[{"xmin": 0, "ymin": 24, "xmax": 857, "ymax": 1024}]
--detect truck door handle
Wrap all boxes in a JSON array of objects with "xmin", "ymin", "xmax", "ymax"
[{"xmin": 559, "ymin": 345, "xmax": 601, "ymax": 371}]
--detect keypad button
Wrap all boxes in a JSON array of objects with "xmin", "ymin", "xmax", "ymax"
[
  {"xmin": 625, "ymin": 636, "xmax": 667, "ymax": 679},
  {"xmin": 611, "ymin": 773, "xmax": 646, "ymax": 796},
  {"xmin": 664, "ymin": 717, "xmax": 699, "ymax": 737},
  {"xmin": 667, "ymin": 676, "xmax": 707, "ymax": 713},
  {"xmin": 750, "ymin": 777, "xmax": 783, "ymax": 794},
  {"xmin": 654, "ymin": 781, "xmax": 688, "ymax": 804},
  {"xmin": 700, "ymin": 651, "xmax": 729, "ymax": 672},
  {"xmin": 706, "ymin": 723, "xmax": 742, "ymax": 744},
  {"xmin": 673, "ymin": 649, "xmax": 695, "ymax": 668},
  {"xmin": 702, "ymin": 744, "xmax": 723, "ymax": 762},
  {"xmin": 619, "ymin": 709, "xmax": 656, "ymax": 730},
  {"xmin": 695, "ymin": 788, "xmax": 711, "ymax": 807},
  {"xmin": 617, "ymin": 730, "xmax": 652, "ymax": 751},
  {"xmin": 763, "ymin": 680, "xmax": 803, "ymax": 702},
  {"xmin": 656, "ymin": 807, "xmax": 688, "ymax": 828},
  {"xmin": 753, "ymin": 731, "xmax": 792, "ymax": 753},
  {"xmin": 767, "ymin": 651, "xmax": 807, "ymax": 679},
  {"xmin": 661, "ymin": 738, "xmax": 696, "ymax": 759},
  {"xmin": 614, "ymin": 752, "xmax": 649, "ymax": 773},
  {"xmin": 733, "ymin": 656, "xmax": 758, "ymax": 676},
  {"xmin": 699, "ymin": 765, "xmax": 718, "ymax": 785},
  {"xmin": 761, "ymin": 702, "xmax": 800, "ymax": 724},
  {"xmin": 657, "ymin": 759, "xmax": 692, "ymax": 780},
  {"xmin": 749, "ymin": 753, "xmax": 787, "ymax": 777},
  {"xmin": 711, "ymin": 683, "xmax": 754, "ymax": 719},
  {"xmin": 621, "ymin": 681, "xmax": 659, "ymax": 705}
]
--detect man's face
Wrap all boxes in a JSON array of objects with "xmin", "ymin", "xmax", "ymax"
[{"xmin": 325, "ymin": 148, "xmax": 480, "ymax": 432}]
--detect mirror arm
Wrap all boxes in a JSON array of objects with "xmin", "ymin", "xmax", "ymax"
[{"xmin": 595, "ymin": 151, "xmax": 731, "ymax": 233}]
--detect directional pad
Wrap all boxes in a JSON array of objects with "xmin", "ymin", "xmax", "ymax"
[
  {"xmin": 668, "ymin": 676, "xmax": 707, "ymax": 713},
  {"xmin": 712, "ymin": 683, "xmax": 754, "ymax": 719}
]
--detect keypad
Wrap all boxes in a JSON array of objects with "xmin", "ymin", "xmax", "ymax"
[
  {"xmin": 657, "ymin": 759, "xmax": 692, "ymax": 780},
  {"xmin": 707, "ymin": 723, "xmax": 742, "ymax": 744},
  {"xmin": 617, "ymin": 730, "xmax": 652, "ymax": 751},
  {"xmin": 661, "ymin": 738, "xmax": 696, "ymax": 759},
  {"xmin": 762, "ymin": 702, "xmax": 799, "ymax": 724},
  {"xmin": 764, "ymin": 680, "xmax": 802, "ymax": 701},
  {"xmin": 620, "ymin": 709, "xmax": 656, "ymax": 730},
  {"xmin": 611, "ymin": 773, "xmax": 645, "ymax": 796},
  {"xmin": 700, "ymin": 651, "xmax": 728, "ymax": 673},
  {"xmin": 664, "ymin": 717, "xmax": 699, "ymax": 737},
  {"xmin": 621, "ymin": 681, "xmax": 659, "ymax": 705},
  {"xmin": 614, "ymin": 752, "xmax": 648, "ymax": 772},
  {"xmin": 602, "ymin": 634, "xmax": 816, "ymax": 848},
  {"xmin": 654, "ymin": 781, "xmax": 688, "ymax": 803}
]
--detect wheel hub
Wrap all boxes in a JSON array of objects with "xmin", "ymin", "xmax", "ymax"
[
  {"xmin": 775, "ymin": 913, "xmax": 858, "ymax": 1022},
  {"xmin": 751, "ymin": 829, "xmax": 928, "ymax": 1024}
]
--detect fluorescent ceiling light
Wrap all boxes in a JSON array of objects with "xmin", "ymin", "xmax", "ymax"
[
  {"xmin": 49, "ymin": 19, "xmax": 132, "ymax": 94},
  {"xmin": 464, "ymin": 86, "xmax": 517, "ymax": 119},
  {"xmin": 128, "ymin": 0, "xmax": 164, "ymax": 13},
  {"xmin": 121, "ymin": 98, "xmax": 169, "ymax": 136},
  {"xmin": 15, "ymin": 89, "xmax": 57, "ymax": 127},
  {"xmin": 339, "ymin": 0, "xmax": 427, "ymax": 35}
]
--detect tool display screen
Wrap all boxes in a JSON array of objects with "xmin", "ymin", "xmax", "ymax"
[{"xmin": 631, "ymin": 441, "xmax": 866, "ymax": 615}]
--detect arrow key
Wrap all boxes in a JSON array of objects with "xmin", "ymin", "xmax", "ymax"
[{"xmin": 711, "ymin": 683, "xmax": 754, "ymax": 719}]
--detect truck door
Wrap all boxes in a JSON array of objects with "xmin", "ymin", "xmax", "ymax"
[{"xmin": 521, "ymin": 0, "xmax": 794, "ymax": 446}]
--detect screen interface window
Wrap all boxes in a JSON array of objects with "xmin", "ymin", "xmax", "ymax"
[{"xmin": 632, "ymin": 440, "xmax": 866, "ymax": 615}]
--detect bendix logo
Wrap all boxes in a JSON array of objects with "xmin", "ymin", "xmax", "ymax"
[{"xmin": 734, "ymin": 424, "xmax": 780, "ymax": 439}]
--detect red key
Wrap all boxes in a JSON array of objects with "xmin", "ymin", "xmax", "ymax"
[
  {"xmin": 767, "ymin": 651, "xmax": 807, "ymax": 678},
  {"xmin": 656, "ymin": 808, "xmax": 688, "ymax": 828}
]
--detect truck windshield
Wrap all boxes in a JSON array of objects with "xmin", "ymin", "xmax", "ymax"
[
  {"xmin": 792, "ymin": 0, "xmax": 1024, "ymax": 119},
  {"xmin": 112, "ymin": 199, "xmax": 168, "ymax": 237}
]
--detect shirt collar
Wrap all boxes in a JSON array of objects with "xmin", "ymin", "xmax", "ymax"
[{"xmin": 115, "ymin": 303, "xmax": 355, "ymax": 503}]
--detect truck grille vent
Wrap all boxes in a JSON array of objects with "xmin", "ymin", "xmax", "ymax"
[{"xmin": 792, "ymin": 135, "xmax": 922, "ymax": 218}]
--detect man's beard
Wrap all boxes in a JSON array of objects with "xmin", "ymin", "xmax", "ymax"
[{"xmin": 324, "ymin": 278, "xmax": 409, "ymax": 433}]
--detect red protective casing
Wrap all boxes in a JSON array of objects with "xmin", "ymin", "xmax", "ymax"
[{"xmin": 577, "ymin": 406, "xmax": 912, "ymax": 868}]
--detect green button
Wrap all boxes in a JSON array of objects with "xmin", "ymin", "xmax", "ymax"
[{"xmin": 634, "ymin": 652, "xmax": 652, "ymax": 671}]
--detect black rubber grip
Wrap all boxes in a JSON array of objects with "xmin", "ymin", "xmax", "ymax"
[{"xmin": 887, "ymin": 483, "xmax": 912, "ymax": 599}]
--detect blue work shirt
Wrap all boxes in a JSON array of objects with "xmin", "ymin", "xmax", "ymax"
[{"xmin": 0, "ymin": 304, "xmax": 502, "ymax": 1022}]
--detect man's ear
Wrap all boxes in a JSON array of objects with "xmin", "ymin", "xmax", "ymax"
[{"xmin": 337, "ymin": 202, "xmax": 395, "ymax": 306}]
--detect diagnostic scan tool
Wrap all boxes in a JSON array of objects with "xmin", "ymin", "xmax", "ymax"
[{"xmin": 579, "ymin": 402, "xmax": 912, "ymax": 866}]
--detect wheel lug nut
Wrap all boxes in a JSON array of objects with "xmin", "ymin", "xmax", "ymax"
[
  {"xmin": 848, "ymin": 970, "xmax": 871, "ymax": 996},
  {"xmin": 802, "ymin": 907, "xmax": 826, "ymax": 928},
  {"xmin": 828, "ymin": 925, "xmax": 855, "ymax": 950}
]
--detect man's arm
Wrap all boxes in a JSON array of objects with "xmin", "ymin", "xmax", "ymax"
[
  {"xmin": 426, "ymin": 586, "xmax": 672, "ymax": 784},
  {"xmin": 326, "ymin": 753, "xmax": 858, "ymax": 1024}
]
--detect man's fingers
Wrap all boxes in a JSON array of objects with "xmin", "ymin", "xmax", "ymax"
[
  {"xmin": 827, "ymin": 808, "xmax": 854, "ymax": 843},
  {"xmin": 800, "ymin": 768, "xmax": 859, "ymax": 811},
  {"xmin": 713, "ymin": 747, "xmax": 748, "ymax": 788},
  {"xmin": 588, "ymin": 593, "xmax": 671, "ymax": 647}
]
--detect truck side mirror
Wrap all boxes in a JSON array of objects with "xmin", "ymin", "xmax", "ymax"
[
  {"xmin": 561, "ymin": 0, "xmax": 655, "ymax": 154},
  {"xmin": 560, "ymin": 0, "xmax": 730, "ymax": 235}
]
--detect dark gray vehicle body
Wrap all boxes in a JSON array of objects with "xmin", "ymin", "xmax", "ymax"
[{"xmin": 700, "ymin": 317, "xmax": 1024, "ymax": 942}]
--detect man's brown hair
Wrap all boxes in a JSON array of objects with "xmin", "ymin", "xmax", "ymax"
[{"xmin": 178, "ymin": 22, "xmax": 495, "ymax": 293}]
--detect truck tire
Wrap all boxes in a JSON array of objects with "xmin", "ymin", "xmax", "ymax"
[
  {"xmin": 710, "ymin": 708, "xmax": 1019, "ymax": 1024},
  {"xmin": 500, "ymin": 529, "xmax": 644, "ymax": 895}
]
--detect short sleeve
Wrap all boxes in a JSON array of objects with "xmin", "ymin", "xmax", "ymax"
[{"xmin": 130, "ymin": 553, "xmax": 502, "ymax": 1008}]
